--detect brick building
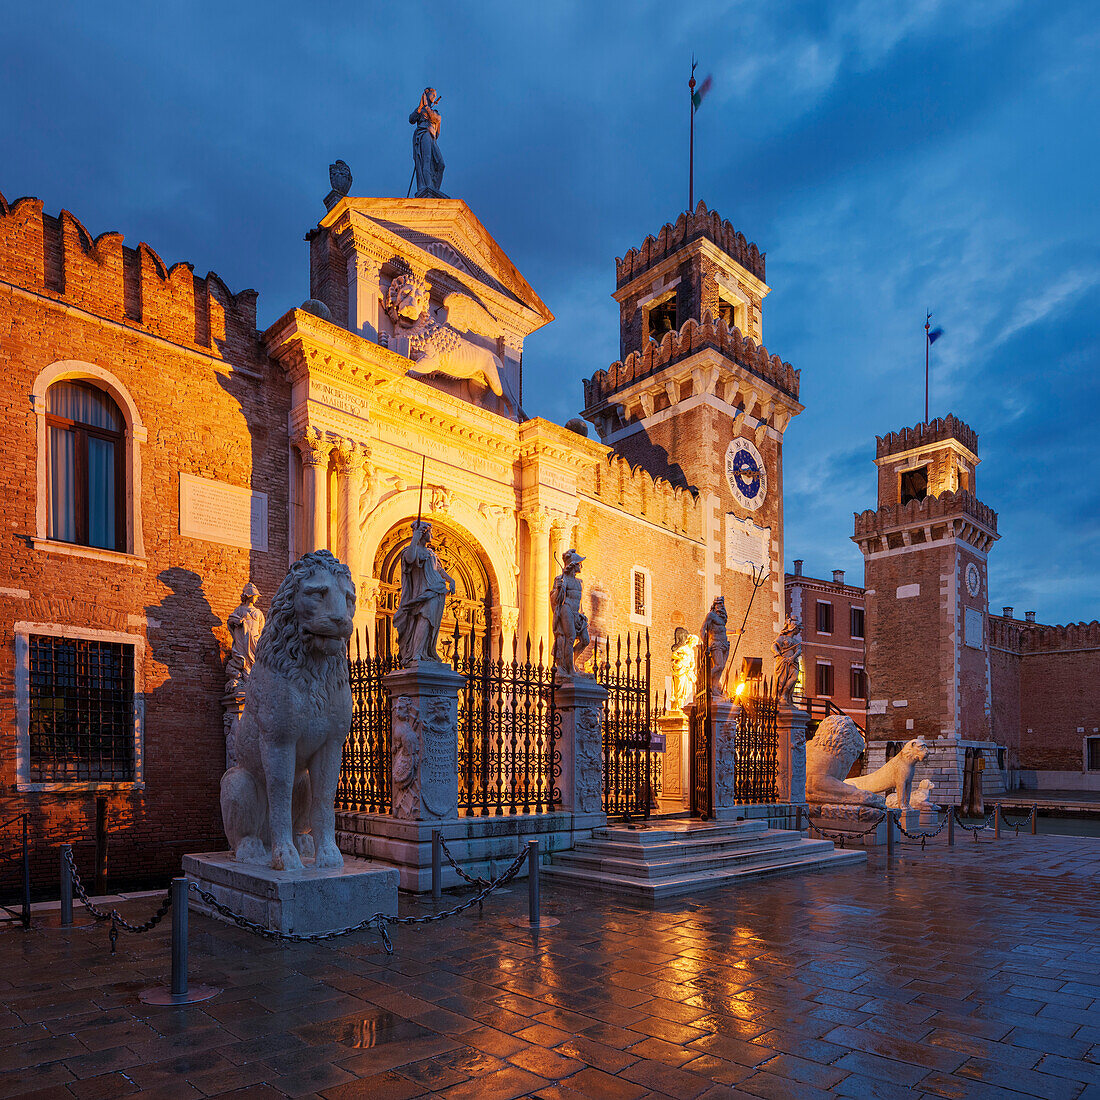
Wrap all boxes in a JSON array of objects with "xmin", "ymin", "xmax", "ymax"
[
  {"xmin": 784, "ymin": 561, "xmax": 866, "ymax": 727},
  {"xmin": 2, "ymin": 184, "xmax": 804, "ymax": 888}
]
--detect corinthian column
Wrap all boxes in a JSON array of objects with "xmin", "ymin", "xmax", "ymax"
[
  {"xmin": 522, "ymin": 509, "xmax": 552, "ymax": 652},
  {"xmin": 333, "ymin": 438, "xmax": 370, "ymax": 579},
  {"xmin": 293, "ymin": 427, "xmax": 332, "ymax": 554}
]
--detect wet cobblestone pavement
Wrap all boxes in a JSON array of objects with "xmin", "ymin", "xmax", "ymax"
[{"xmin": 2, "ymin": 831, "xmax": 1098, "ymax": 1099}]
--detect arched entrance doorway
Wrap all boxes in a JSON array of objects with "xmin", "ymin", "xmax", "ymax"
[{"xmin": 373, "ymin": 519, "xmax": 494, "ymax": 660}]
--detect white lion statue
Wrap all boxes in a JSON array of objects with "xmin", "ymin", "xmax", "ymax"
[
  {"xmin": 220, "ymin": 550, "xmax": 356, "ymax": 871},
  {"xmin": 806, "ymin": 714, "xmax": 885, "ymax": 807},
  {"xmin": 848, "ymin": 737, "xmax": 930, "ymax": 811},
  {"xmin": 384, "ymin": 274, "xmax": 520, "ymax": 412}
]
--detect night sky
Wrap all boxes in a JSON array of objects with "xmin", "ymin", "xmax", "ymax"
[{"xmin": 3, "ymin": 2, "xmax": 1097, "ymax": 625}]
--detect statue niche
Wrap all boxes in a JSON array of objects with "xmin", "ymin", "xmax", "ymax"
[{"xmin": 384, "ymin": 274, "xmax": 520, "ymax": 414}]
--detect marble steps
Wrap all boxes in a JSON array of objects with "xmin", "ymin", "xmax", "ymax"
[{"xmin": 544, "ymin": 823, "xmax": 865, "ymax": 902}]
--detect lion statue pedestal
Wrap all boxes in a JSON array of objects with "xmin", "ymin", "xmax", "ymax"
[{"xmin": 185, "ymin": 550, "xmax": 398, "ymax": 935}]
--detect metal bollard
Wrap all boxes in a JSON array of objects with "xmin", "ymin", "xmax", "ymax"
[
  {"xmin": 94, "ymin": 796, "xmax": 108, "ymax": 895},
  {"xmin": 1031, "ymin": 803, "xmax": 1038, "ymax": 835},
  {"xmin": 431, "ymin": 829, "xmax": 441, "ymax": 901},
  {"xmin": 947, "ymin": 807, "xmax": 954, "ymax": 847},
  {"xmin": 994, "ymin": 804, "xmax": 1001, "ymax": 840},
  {"xmin": 170, "ymin": 878, "xmax": 188, "ymax": 997},
  {"xmin": 60, "ymin": 844, "xmax": 73, "ymax": 927},
  {"xmin": 527, "ymin": 839, "xmax": 539, "ymax": 926},
  {"xmin": 886, "ymin": 811, "xmax": 894, "ymax": 859}
]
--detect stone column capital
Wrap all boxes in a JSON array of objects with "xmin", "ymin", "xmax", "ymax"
[
  {"xmin": 522, "ymin": 509, "xmax": 552, "ymax": 536},
  {"xmin": 332, "ymin": 437, "xmax": 370, "ymax": 478},
  {"xmin": 293, "ymin": 426, "xmax": 333, "ymax": 468}
]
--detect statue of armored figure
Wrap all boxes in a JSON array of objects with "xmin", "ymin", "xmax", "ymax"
[
  {"xmin": 225, "ymin": 583, "xmax": 265, "ymax": 693},
  {"xmin": 394, "ymin": 521, "xmax": 456, "ymax": 665},
  {"xmin": 699, "ymin": 597, "xmax": 730, "ymax": 698},
  {"xmin": 551, "ymin": 549, "xmax": 590, "ymax": 678},
  {"xmin": 670, "ymin": 627, "xmax": 700, "ymax": 711},
  {"xmin": 774, "ymin": 616, "xmax": 802, "ymax": 706}
]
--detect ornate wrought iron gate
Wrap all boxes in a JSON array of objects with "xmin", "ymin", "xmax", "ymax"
[
  {"xmin": 596, "ymin": 632, "xmax": 653, "ymax": 820},
  {"xmin": 736, "ymin": 678, "xmax": 778, "ymax": 803},
  {"xmin": 453, "ymin": 630, "xmax": 558, "ymax": 815},
  {"xmin": 336, "ymin": 631, "xmax": 397, "ymax": 814},
  {"xmin": 690, "ymin": 650, "xmax": 713, "ymax": 818}
]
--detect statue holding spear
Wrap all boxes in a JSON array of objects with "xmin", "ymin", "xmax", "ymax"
[{"xmin": 395, "ymin": 457, "xmax": 455, "ymax": 665}]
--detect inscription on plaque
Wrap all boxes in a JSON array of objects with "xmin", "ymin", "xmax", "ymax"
[
  {"xmin": 310, "ymin": 380, "xmax": 371, "ymax": 419},
  {"xmin": 420, "ymin": 694, "xmax": 458, "ymax": 819},
  {"xmin": 179, "ymin": 473, "xmax": 268, "ymax": 551},
  {"xmin": 726, "ymin": 515, "xmax": 770, "ymax": 575}
]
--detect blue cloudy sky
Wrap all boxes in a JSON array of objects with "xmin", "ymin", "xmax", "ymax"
[{"xmin": 3, "ymin": 1, "xmax": 1097, "ymax": 624}]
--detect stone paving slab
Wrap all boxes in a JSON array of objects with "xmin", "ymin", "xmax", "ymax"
[{"xmin": 1, "ymin": 832, "xmax": 1098, "ymax": 1098}]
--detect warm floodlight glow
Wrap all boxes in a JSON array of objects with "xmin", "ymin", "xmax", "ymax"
[{"xmin": 735, "ymin": 681, "xmax": 746, "ymax": 696}]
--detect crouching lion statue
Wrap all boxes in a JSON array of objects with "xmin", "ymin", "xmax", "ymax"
[
  {"xmin": 220, "ymin": 549, "xmax": 356, "ymax": 871},
  {"xmin": 848, "ymin": 737, "xmax": 930, "ymax": 810},
  {"xmin": 806, "ymin": 714, "xmax": 885, "ymax": 807}
]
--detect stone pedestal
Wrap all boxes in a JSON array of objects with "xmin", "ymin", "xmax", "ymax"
[
  {"xmin": 555, "ymin": 676, "xmax": 609, "ymax": 823},
  {"xmin": 383, "ymin": 663, "xmax": 465, "ymax": 822},
  {"xmin": 184, "ymin": 851, "xmax": 398, "ymax": 936},
  {"xmin": 776, "ymin": 703, "xmax": 809, "ymax": 808},
  {"xmin": 657, "ymin": 712, "xmax": 690, "ymax": 809},
  {"xmin": 711, "ymin": 696, "xmax": 739, "ymax": 816},
  {"xmin": 807, "ymin": 804, "xmax": 888, "ymax": 847},
  {"xmin": 918, "ymin": 804, "xmax": 941, "ymax": 828}
]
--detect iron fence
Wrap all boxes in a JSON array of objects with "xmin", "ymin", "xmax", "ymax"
[
  {"xmin": 453, "ymin": 630, "xmax": 558, "ymax": 816},
  {"xmin": 336, "ymin": 631, "xmax": 397, "ymax": 814},
  {"xmin": 596, "ymin": 632, "xmax": 653, "ymax": 820},
  {"xmin": 736, "ymin": 678, "xmax": 778, "ymax": 803}
]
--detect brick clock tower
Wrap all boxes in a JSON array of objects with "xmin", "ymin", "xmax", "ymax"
[
  {"xmin": 582, "ymin": 202, "xmax": 803, "ymax": 667},
  {"xmin": 853, "ymin": 416, "xmax": 1001, "ymax": 759}
]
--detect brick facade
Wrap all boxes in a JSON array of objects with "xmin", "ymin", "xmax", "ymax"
[{"xmin": 0, "ymin": 191, "xmax": 290, "ymax": 889}]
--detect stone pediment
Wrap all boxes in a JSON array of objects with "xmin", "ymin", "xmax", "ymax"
[{"xmin": 320, "ymin": 197, "xmax": 553, "ymax": 334}]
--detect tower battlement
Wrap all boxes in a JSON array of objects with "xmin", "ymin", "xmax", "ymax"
[
  {"xmin": 616, "ymin": 201, "xmax": 765, "ymax": 287},
  {"xmin": 876, "ymin": 415, "xmax": 978, "ymax": 460}
]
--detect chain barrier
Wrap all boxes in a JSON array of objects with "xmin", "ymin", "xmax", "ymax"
[
  {"xmin": 438, "ymin": 836, "xmax": 489, "ymax": 891},
  {"xmin": 188, "ymin": 844, "xmax": 529, "ymax": 956},
  {"xmin": 999, "ymin": 805, "xmax": 1037, "ymax": 835},
  {"xmin": 953, "ymin": 807, "xmax": 995, "ymax": 840},
  {"xmin": 64, "ymin": 846, "xmax": 173, "ymax": 953},
  {"xmin": 806, "ymin": 811, "xmax": 886, "ymax": 848},
  {"xmin": 895, "ymin": 811, "xmax": 950, "ymax": 850}
]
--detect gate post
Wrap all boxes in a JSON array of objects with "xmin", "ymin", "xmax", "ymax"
[
  {"xmin": 776, "ymin": 701, "xmax": 809, "ymax": 817},
  {"xmin": 555, "ymin": 677, "xmax": 609, "ymax": 825}
]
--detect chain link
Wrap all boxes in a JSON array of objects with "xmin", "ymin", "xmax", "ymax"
[
  {"xmin": 896, "ymin": 811, "xmax": 949, "ymax": 850},
  {"xmin": 999, "ymin": 805, "xmax": 1037, "ymax": 833},
  {"xmin": 806, "ymin": 811, "xmax": 886, "ymax": 847},
  {"xmin": 187, "ymin": 844, "xmax": 530, "ymax": 956},
  {"xmin": 64, "ymin": 846, "xmax": 173, "ymax": 952},
  {"xmin": 953, "ymin": 808, "xmax": 995, "ymax": 834},
  {"xmin": 438, "ymin": 836, "xmax": 489, "ymax": 889}
]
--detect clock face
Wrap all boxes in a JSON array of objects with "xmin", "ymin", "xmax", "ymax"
[
  {"xmin": 965, "ymin": 562, "xmax": 982, "ymax": 598},
  {"xmin": 725, "ymin": 438, "xmax": 767, "ymax": 511}
]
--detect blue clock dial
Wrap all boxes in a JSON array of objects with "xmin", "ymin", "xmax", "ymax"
[
  {"xmin": 725, "ymin": 438, "xmax": 767, "ymax": 511},
  {"xmin": 731, "ymin": 449, "xmax": 760, "ymax": 497}
]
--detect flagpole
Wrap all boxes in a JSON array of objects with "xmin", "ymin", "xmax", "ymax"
[
  {"xmin": 689, "ymin": 61, "xmax": 696, "ymax": 213},
  {"xmin": 924, "ymin": 311, "xmax": 931, "ymax": 425}
]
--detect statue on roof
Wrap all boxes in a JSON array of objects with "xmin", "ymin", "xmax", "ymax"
[{"xmin": 410, "ymin": 88, "xmax": 447, "ymax": 199}]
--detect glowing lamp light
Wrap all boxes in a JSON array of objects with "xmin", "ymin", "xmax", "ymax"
[{"xmin": 735, "ymin": 681, "xmax": 746, "ymax": 697}]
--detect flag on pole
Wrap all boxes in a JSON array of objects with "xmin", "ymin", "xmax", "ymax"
[
  {"xmin": 927, "ymin": 326, "xmax": 944, "ymax": 345},
  {"xmin": 692, "ymin": 72, "xmax": 713, "ymax": 110}
]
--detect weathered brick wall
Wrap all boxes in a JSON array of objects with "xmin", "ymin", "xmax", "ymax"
[{"xmin": 0, "ymin": 191, "xmax": 291, "ymax": 890}]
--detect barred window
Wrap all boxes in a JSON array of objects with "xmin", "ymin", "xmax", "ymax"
[
  {"xmin": 633, "ymin": 571, "xmax": 646, "ymax": 616},
  {"xmin": 28, "ymin": 635, "xmax": 135, "ymax": 782},
  {"xmin": 629, "ymin": 567, "xmax": 651, "ymax": 625}
]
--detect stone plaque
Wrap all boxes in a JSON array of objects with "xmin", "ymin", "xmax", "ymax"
[
  {"xmin": 726, "ymin": 515, "xmax": 770, "ymax": 575},
  {"xmin": 309, "ymin": 380, "xmax": 371, "ymax": 420},
  {"xmin": 965, "ymin": 607, "xmax": 984, "ymax": 649},
  {"xmin": 179, "ymin": 473, "xmax": 268, "ymax": 551}
]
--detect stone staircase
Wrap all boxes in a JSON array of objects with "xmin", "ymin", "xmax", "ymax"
[{"xmin": 543, "ymin": 818, "xmax": 865, "ymax": 902}]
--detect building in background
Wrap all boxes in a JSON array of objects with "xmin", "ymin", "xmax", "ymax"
[{"xmin": 784, "ymin": 562, "xmax": 866, "ymax": 728}]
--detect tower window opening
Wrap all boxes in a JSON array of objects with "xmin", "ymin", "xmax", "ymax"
[
  {"xmin": 900, "ymin": 466, "xmax": 929, "ymax": 505},
  {"xmin": 647, "ymin": 297, "xmax": 677, "ymax": 342}
]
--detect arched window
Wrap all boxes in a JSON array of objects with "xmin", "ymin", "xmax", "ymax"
[{"xmin": 46, "ymin": 381, "xmax": 125, "ymax": 551}]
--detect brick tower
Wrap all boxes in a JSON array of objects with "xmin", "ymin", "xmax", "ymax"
[
  {"xmin": 581, "ymin": 201, "xmax": 803, "ymax": 666},
  {"xmin": 852, "ymin": 416, "xmax": 1000, "ymax": 746}
]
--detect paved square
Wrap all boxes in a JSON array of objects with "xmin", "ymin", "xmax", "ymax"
[{"xmin": 2, "ymin": 832, "xmax": 1098, "ymax": 1098}]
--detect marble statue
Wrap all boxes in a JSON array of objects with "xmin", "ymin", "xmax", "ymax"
[
  {"xmin": 224, "ymin": 583, "xmax": 265, "ymax": 693},
  {"xmin": 329, "ymin": 160, "xmax": 352, "ymax": 198},
  {"xmin": 391, "ymin": 696, "xmax": 420, "ymax": 819},
  {"xmin": 805, "ymin": 714, "xmax": 885, "ymax": 807},
  {"xmin": 849, "ymin": 737, "xmax": 930, "ymax": 810},
  {"xmin": 385, "ymin": 274, "xmax": 520, "ymax": 412},
  {"xmin": 700, "ymin": 597, "xmax": 730, "ymax": 698},
  {"xmin": 551, "ymin": 549, "xmax": 590, "ymax": 678},
  {"xmin": 395, "ymin": 521, "xmax": 455, "ymax": 665},
  {"xmin": 670, "ymin": 627, "xmax": 700, "ymax": 711},
  {"xmin": 904, "ymin": 777, "xmax": 937, "ymax": 811},
  {"xmin": 773, "ymin": 616, "xmax": 802, "ymax": 706},
  {"xmin": 410, "ymin": 87, "xmax": 446, "ymax": 198},
  {"xmin": 220, "ymin": 550, "xmax": 356, "ymax": 871}
]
